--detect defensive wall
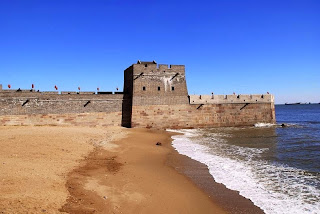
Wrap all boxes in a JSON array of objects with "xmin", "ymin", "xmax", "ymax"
[
  {"xmin": 0, "ymin": 60, "xmax": 276, "ymax": 128},
  {"xmin": 124, "ymin": 61, "xmax": 275, "ymax": 129},
  {"xmin": 0, "ymin": 89, "xmax": 125, "ymax": 126}
]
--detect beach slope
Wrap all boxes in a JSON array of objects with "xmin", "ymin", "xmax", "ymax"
[{"xmin": 0, "ymin": 126, "xmax": 226, "ymax": 213}]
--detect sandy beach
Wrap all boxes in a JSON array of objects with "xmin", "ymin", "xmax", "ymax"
[
  {"xmin": 0, "ymin": 126, "xmax": 261, "ymax": 213},
  {"xmin": 0, "ymin": 126, "xmax": 125, "ymax": 213}
]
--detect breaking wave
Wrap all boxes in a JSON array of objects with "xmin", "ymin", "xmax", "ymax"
[{"xmin": 169, "ymin": 129, "xmax": 320, "ymax": 214}]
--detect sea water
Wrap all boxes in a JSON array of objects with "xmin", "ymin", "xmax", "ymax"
[{"xmin": 169, "ymin": 104, "xmax": 320, "ymax": 214}]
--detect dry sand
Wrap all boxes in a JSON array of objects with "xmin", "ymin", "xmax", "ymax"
[
  {"xmin": 0, "ymin": 126, "xmax": 226, "ymax": 213},
  {"xmin": 0, "ymin": 126, "xmax": 126, "ymax": 213}
]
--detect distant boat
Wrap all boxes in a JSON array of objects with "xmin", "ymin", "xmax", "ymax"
[{"xmin": 285, "ymin": 102, "xmax": 301, "ymax": 105}]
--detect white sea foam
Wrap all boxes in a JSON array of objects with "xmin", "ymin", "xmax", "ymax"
[
  {"xmin": 254, "ymin": 122, "xmax": 299, "ymax": 128},
  {"xmin": 169, "ymin": 129, "xmax": 320, "ymax": 214},
  {"xmin": 254, "ymin": 123, "xmax": 276, "ymax": 127}
]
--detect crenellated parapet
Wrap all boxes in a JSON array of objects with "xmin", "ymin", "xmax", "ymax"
[
  {"xmin": 189, "ymin": 94, "xmax": 274, "ymax": 104},
  {"xmin": 60, "ymin": 91, "xmax": 95, "ymax": 95},
  {"xmin": 0, "ymin": 88, "xmax": 121, "ymax": 96}
]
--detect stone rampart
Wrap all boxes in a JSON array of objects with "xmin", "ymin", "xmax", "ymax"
[
  {"xmin": 0, "ymin": 90, "xmax": 124, "ymax": 115},
  {"xmin": 0, "ymin": 111, "xmax": 122, "ymax": 127},
  {"xmin": 131, "ymin": 102, "xmax": 275, "ymax": 129},
  {"xmin": 0, "ymin": 61, "xmax": 276, "ymax": 128}
]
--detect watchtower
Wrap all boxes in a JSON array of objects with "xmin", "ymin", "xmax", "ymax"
[
  {"xmin": 124, "ymin": 60, "xmax": 189, "ymax": 105},
  {"xmin": 121, "ymin": 60, "xmax": 189, "ymax": 127}
]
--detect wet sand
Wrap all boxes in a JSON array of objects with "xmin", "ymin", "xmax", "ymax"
[
  {"xmin": 60, "ymin": 128, "xmax": 226, "ymax": 213},
  {"xmin": 0, "ymin": 126, "xmax": 262, "ymax": 213}
]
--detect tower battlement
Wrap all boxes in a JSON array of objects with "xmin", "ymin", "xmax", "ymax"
[{"xmin": 124, "ymin": 61, "xmax": 188, "ymax": 102}]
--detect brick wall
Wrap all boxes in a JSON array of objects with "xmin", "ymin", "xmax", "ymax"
[
  {"xmin": 131, "ymin": 103, "xmax": 275, "ymax": 129},
  {"xmin": 0, "ymin": 92, "xmax": 124, "ymax": 115},
  {"xmin": 0, "ymin": 111, "xmax": 122, "ymax": 127},
  {"xmin": 0, "ymin": 91, "xmax": 125, "ymax": 127}
]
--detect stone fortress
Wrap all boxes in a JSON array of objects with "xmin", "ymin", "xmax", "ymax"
[{"xmin": 0, "ymin": 61, "xmax": 275, "ymax": 128}]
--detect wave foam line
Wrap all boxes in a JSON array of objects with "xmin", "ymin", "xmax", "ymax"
[{"xmin": 170, "ymin": 129, "xmax": 320, "ymax": 214}]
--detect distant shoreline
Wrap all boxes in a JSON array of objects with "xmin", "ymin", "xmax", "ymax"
[{"xmin": 276, "ymin": 103, "xmax": 320, "ymax": 105}]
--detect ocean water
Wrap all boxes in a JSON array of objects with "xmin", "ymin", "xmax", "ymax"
[{"xmin": 169, "ymin": 104, "xmax": 320, "ymax": 214}]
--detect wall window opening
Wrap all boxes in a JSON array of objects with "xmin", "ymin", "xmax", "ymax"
[
  {"xmin": 158, "ymin": 86, "xmax": 160, "ymax": 91},
  {"xmin": 145, "ymin": 64, "xmax": 148, "ymax": 67},
  {"xmin": 171, "ymin": 86, "xmax": 175, "ymax": 91},
  {"xmin": 143, "ymin": 86, "xmax": 146, "ymax": 91}
]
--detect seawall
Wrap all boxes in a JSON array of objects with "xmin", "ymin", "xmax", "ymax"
[
  {"xmin": 131, "ymin": 102, "xmax": 275, "ymax": 129},
  {"xmin": 0, "ymin": 89, "xmax": 275, "ymax": 128}
]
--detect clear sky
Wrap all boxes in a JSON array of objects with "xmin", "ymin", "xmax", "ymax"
[{"xmin": 0, "ymin": 0, "xmax": 319, "ymax": 104}]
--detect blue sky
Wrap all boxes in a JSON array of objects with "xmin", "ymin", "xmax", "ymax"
[{"xmin": 0, "ymin": 0, "xmax": 319, "ymax": 104}]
